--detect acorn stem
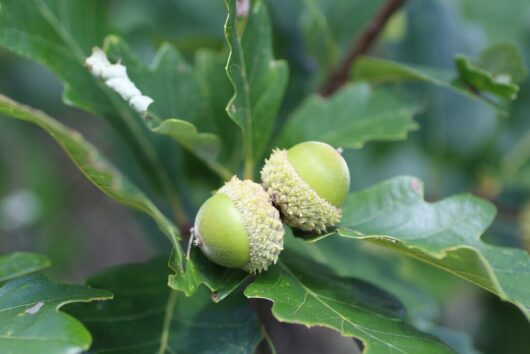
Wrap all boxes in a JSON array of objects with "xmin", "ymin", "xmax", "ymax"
[{"xmin": 186, "ymin": 228, "xmax": 196, "ymax": 260}]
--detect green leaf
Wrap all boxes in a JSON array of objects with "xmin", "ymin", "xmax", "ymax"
[
  {"xmin": 355, "ymin": 57, "xmax": 508, "ymax": 111},
  {"xmin": 107, "ymin": 0, "xmax": 227, "ymax": 54},
  {"xmin": 152, "ymin": 119, "xmax": 228, "ymax": 176},
  {"xmin": 0, "ymin": 0, "xmax": 107, "ymax": 75},
  {"xmin": 354, "ymin": 57, "xmax": 457, "ymax": 86},
  {"xmin": 0, "ymin": 0, "xmax": 172, "ymax": 193},
  {"xmin": 354, "ymin": 44, "xmax": 524, "ymax": 113},
  {"xmin": 224, "ymin": 0, "xmax": 288, "ymax": 174},
  {"xmin": 284, "ymin": 230, "xmax": 440, "ymax": 321},
  {"xmin": 454, "ymin": 55, "xmax": 519, "ymax": 100},
  {"xmin": 285, "ymin": 231, "xmax": 484, "ymax": 352},
  {"xmin": 168, "ymin": 247, "xmax": 250, "ymax": 301},
  {"xmin": 0, "ymin": 252, "xmax": 50, "ymax": 282},
  {"xmin": 0, "ymin": 274, "xmax": 112, "ymax": 354},
  {"xmin": 338, "ymin": 176, "xmax": 530, "ymax": 320},
  {"xmin": 67, "ymin": 257, "xmax": 263, "ymax": 354},
  {"xmin": 101, "ymin": 36, "xmax": 231, "ymax": 179},
  {"xmin": 280, "ymin": 83, "xmax": 419, "ymax": 148},
  {"xmin": 0, "ymin": 94, "xmax": 184, "ymax": 272},
  {"xmin": 245, "ymin": 253, "xmax": 455, "ymax": 354},
  {"xmin": 0, "ymin": 3, "xmax": 191, "ymax": 234}
]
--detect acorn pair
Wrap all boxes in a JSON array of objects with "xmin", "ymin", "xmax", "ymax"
[{"xmin": 193, "ymin": 141, "xmax": 350, "ymax": 273}]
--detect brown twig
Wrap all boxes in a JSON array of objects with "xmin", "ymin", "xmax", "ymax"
[{"xmin": 319, "ymin": 0, "xmax": 407, "ymax": 97}]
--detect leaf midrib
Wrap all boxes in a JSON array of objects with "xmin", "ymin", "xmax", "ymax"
[
  {"xmin": 278, "ymin": 261, "xmax": 413, "ymax": 354},
  {"xmin": 156, "ymin": 291, "xmax": 178, "ymax": 354}
]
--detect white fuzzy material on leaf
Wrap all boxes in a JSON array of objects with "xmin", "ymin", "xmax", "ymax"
[{"xmin": 85, "ymin": 47, "xmax": 153, "ymax": 115}]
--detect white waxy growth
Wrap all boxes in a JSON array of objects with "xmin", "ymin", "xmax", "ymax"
[
  {"xmin": 25, "ymin": 301, "xmax": 44, "ymax": 315},
  {"xmin": 85, "ymin": 47, "xmax": 153, "ymax": 115}
]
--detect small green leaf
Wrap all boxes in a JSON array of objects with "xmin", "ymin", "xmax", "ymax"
[
  {"xmin": 224, "ymin": 0, "xmax": 289, "ymax": 172},
  {"xmin": 245, "ymin": 253, "xmax": 455, "ymax": 354},
  {"xmin": 352, "ymin": 57, "xmax": 507, "ymax": 111},
  {"xmin": 67, "ymin": 257, "xmax": 263, "ymax": 354},
  {"xmin": 454, "ymin": 55, "xmax": 519, "ymax": 100},
  {"xmin": 338, "ymin": 176, "xmax": 530, "ymax": 320},
  {"xmin": 0, "ymin": 252, "xmax": 50, "ymax": 282},
  {"xmin": 0, "ymin": 94, "xmax": 184, "ymax": 272},
  {"xmin": 168, "ymin": 247, "xmax": 250, "ymax": 301},
  {"xmin": 280, "ymin": 83, "xmax": 419, "ymax": 148},
  {"xmin": 354, "ymin": 43, "xmax": 525, "ymax": 113},
  {"xmin": 154, "ymin": 121, "xmax": 219, "ymax": 159},
  {"xmin": 353, "ymin": 57, "xmax": 510, "ymax": 113},
  {"xmin": 0, "ymin": 274, "xmax": 112, "ymax": 354}
]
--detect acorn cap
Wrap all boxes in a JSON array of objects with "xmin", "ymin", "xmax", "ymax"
[
  {"xmin": 261, "ymin": 149, "xmax": 342, "ymax": 233},
  {"xmin": 197, "ymin": 177, "xmax": 284, "ymax": 273}
]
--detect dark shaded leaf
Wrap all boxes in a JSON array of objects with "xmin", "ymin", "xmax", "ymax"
[
  {"xmin": 67, "ymin": 257, "xmax": 263, "ymax": 354},
  {"xmin": 168, "ymin": 247, "xmax": 250, "ymax": 301}
]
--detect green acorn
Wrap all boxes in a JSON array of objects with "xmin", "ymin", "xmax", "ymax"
[
  {"xmin": 261, "ymin": 141, "xmax": 350, "ymax": 234},
  {"xmin": 194, "ymin": 177, "xmax": 284, "ymax": 273}
]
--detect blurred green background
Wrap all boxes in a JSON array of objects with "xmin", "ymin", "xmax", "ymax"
[{"xmin": 0, "ymin": 0, "xmax": 529, "ymax": 353}]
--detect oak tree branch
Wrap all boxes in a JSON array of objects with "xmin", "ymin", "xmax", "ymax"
[{"xmin": 320, "ymin": 0, "xmax": 407, "ymax": 97}]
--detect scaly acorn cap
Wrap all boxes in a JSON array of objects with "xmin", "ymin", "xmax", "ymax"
[
  {"xmin": 194, "ymin": 177, "xmax": 284, "ymax": 273},
  {"xmin": 261, "ymin": 144, "xmax": 347, "ymax": 233}
]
